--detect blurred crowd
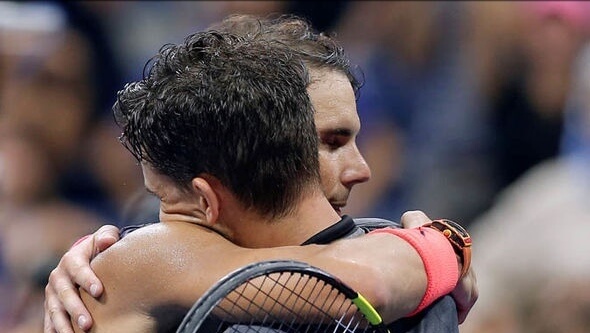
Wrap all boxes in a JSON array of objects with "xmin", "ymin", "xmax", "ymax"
[{"xmin": 1, "ymin": 1, "xmax": 589, "ymax": 332}]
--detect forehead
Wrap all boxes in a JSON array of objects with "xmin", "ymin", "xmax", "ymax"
[{"xmin": 307, "ymin": 69, "xmax": 360, "ymax": 132}]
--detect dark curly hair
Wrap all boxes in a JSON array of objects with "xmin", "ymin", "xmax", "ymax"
[{"xmin": 113, "ymin": 30, "xmax": 319, "ymax": 219}]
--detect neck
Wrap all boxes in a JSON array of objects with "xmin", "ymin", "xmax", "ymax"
[
  {"xmin": 158, "ymin": 183, "xmax": 342, "ymax": 248},
  {"xmin": 223, "ymin": 188, "xmax": 342, "ymax": 248}
]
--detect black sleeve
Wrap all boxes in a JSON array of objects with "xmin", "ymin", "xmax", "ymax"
[
  {"xmin": 353, "ymin": 217, "xmax": 402, "ymax": 231},
  {"xmin": 388, "ymin": 296, "xmax": 459, "ymax": 333},
  {"xmin": 119, "ymin": 221, "xmax": 159, "ymax": 238}
]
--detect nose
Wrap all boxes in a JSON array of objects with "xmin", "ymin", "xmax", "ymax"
[{"xmin": 341, "ymin": 146, "xmax": 371, "ymax": 188}]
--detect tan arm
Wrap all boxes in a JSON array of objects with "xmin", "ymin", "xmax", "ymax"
[{"xmin": 76, "ymin": 221, "xmax": 427, "ymax": 332}]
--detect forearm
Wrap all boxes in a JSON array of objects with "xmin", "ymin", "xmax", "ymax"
[
  {"xmin": 314, "ymin": 233, "xmax": 427, "ymax": 322},
  {"xmin": 249, "ymin": 232, "xmax": 427, "ymax": 323},
  {"xmin": 259, "ymin": 226, "xmax": 460, "ymax": 323}
]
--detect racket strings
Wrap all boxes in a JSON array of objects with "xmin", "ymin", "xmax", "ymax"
[{"xmin": 211, "ymin": 272, "xmax": 378, "ymax": 332}]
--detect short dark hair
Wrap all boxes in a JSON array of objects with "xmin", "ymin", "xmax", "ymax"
[
  {"xmin": 209, "ymin": 14, "xmax": 364, "ymax": 99},
  {"xmin": 113, "ymin": 31, "xmax": 320, "ymax": 218}
]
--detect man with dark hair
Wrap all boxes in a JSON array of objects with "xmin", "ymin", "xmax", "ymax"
[{"xmin": 44, "ymin": 15, "xmax": 477, "ymax": 333}]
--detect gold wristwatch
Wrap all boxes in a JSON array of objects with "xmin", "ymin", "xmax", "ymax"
[{"xmin": 424, "ymin": 219, "xmax": 472, "ymax": 279}]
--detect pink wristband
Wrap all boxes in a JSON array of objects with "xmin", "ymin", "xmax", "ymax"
[
  {"xmin": 70, "ymin": 234, "xmax": 91, "ymax": 249},
  {"xmin": 368, "ymin": 227, "xmax": 459, "ymax": 316}
]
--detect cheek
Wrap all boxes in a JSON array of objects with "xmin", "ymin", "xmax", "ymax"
[{"xmin": 318, "ymin": 152, "xmax": 339, "ymax": 193}]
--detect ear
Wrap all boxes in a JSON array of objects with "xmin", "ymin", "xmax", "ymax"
[{"xmin": 191, "ymin": 177, "xmax": 220, "ymax": 225}]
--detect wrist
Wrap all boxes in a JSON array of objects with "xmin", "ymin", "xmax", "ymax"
[
  {"xmin": 423, "ymin": 219, "xmax": 472, "ymax": 279},
  {"xmin": 368, "ymin": 227, "xmax": 459, "ymax": 316}
]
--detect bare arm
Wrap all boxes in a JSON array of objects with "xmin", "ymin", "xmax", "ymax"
[{"xmin": 74, "ymin": 222, "xmax": 429, "ymax": 332}]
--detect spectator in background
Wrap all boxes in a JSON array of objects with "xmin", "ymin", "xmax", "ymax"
[
  {"xmin": 0, "ymin": 0, "xmax": 136, "ymax": 224},
  {"xmin": 78, "ymin": 1, "xmax": 349, "ymax": 82},
  {"xmin": 0, "ymin": 132, "xmax": 103, "ymax": 332},
  {"xmin": 0, "ymin": 1, "xmax": 135, "ymax": 331},
  {"xmin": 484, "ymin": 1, "xmax": 590, "ymax": 193},
  {"xmin": 336, "ymin": 1, "xmax": 590, "ymax": 229},
  {"xmin": 462, "ymin": 28, "xmax": 590, "ymax": 333}
]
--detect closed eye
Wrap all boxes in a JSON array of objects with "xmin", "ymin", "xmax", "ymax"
[
  {"xmin": 145, "ymin": 187, "xmax": 159, "ymax": 199},
  {"xmin": 320, "ymin": 129, "xmax": 352, "ymax": 150}
]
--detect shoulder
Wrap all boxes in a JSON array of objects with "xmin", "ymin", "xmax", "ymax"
[
  {"xmin": 82, "ymin": 222, "xmax": 239, "ymax": 331},
  {"xmin": 89, "ymin": 222, "xmax": 232, "ymax": 311}
]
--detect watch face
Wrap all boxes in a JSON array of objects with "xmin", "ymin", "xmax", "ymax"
[
  {"xmin": 441, "ymin": 219, "xmax": 469, "ymax": 238},
  {"xmin": 430, "ymin": 219, "xmax": 472, "ymax": 278},
  {"xmin": 436, "ymin": 219, "xmax": 472, "ymax": 246}
]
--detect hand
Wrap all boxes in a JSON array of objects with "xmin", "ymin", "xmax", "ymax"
[
  {"xmin": 452, "ymin": 266, "xmax": 478, "ymax": 324},
  {"xmin": 44, "ymin": 225, "xmax": 120, "ymax": 333},
  {"xmin": 399, "ymin": 210, "xmax": 432, "ymax": 228}
]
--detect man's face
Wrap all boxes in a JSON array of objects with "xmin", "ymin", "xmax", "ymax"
[{"xmin": 308, "ymin": 69, "xmax": 371, "ymax": 215}]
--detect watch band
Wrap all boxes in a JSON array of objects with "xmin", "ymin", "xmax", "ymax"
[{"xmin": 424, "ymin": 219, "xmax": 472, "ymax": 279}]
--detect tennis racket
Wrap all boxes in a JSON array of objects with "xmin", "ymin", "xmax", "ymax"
[{"xmin": 176, "ymin": 260, "xmax": 390, "ymax": 333}]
